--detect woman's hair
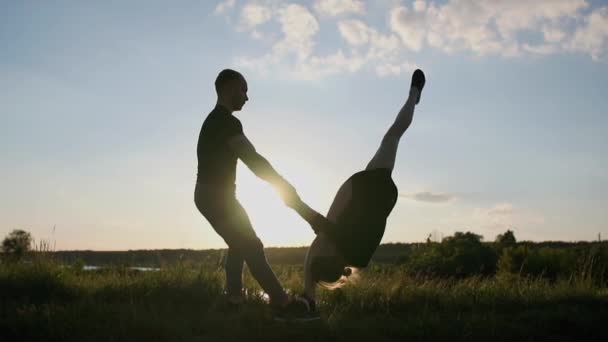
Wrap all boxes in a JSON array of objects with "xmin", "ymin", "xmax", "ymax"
[{"xmin": 310, "ymin": 256, "xmax": 358, "ymax": 289}]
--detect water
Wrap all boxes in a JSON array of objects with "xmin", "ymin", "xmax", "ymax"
[{"xmin": 83, "ymin": 265, "xmax": 160, "ymax": 271}]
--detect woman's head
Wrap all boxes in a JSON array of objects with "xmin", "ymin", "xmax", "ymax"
[
  {"xmin": 311, "ymin": 256, "xmax": 346, "ymax": 283},
  {"xmin": 308, "ymin": 233, "xmax": 357, "ymax": 289}
]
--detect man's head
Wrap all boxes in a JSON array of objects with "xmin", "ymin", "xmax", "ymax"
[{"xmin": 215, "ymin": 69, "xmax": 248, "ymax": 112}]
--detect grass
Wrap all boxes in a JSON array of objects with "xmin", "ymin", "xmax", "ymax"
[{"xmin": 1, "ymin": 258, "xmax": 607, "ymax": 342}]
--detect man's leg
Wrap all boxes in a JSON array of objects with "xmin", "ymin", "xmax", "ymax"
[
  {"xmin": 224, "ymin": 247, "xmax": 245, "ymax": 298},
  {"xmin": 221, "ymin": 200, "xmax": 289, "ymax": 306},
  {"xmin": 366, "ymin": 70, "xmax": 425, "ymax": 171},
  {"xmin": 195, "ymin": 191, "xmax": 289, "ymax": 306}
]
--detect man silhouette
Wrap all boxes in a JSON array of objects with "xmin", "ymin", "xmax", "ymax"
[{"xmin": 194, "ymin": 69, "xmax": 312, "ymax": 321}]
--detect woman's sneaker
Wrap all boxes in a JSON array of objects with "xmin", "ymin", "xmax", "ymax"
[
  {"xmin": 410, "ymin": 69, "xmax": 426, "ymax": 104},
  {"xmin": 299, "ymin": 293, "xmax": 320, "ymax": 320},
  {"xmin": 273, "ymin": 295, "xmax": 320, "ymax": 322}
]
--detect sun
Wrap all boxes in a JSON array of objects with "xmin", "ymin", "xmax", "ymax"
[{"xmin": 234, "ymin": 163, "xmax": 332, "ymax": 247}]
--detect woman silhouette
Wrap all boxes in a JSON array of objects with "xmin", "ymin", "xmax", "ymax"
[{"xmin": 286, "ymin": 69, "xmax": 426, "ymax": 315}]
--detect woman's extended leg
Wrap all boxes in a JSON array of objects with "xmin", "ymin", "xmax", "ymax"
[
  {"xmin": 291, "ymin": 69, "xmax": 425, "ymax": 232},
  {"xmin": 366, "ymin": 69, "xmax": 425, "ymax": 171}
]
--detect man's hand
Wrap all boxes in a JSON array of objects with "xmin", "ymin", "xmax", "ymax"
[
  {"xmin": 274, "ymin": 178, "xmax": 301, "ymax": 209},
  {"xmin": 310, "ymin": 214, "xmax": 335, "ymax": 235}
]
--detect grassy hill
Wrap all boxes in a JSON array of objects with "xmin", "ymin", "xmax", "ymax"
[{"xmin": 1, "ymin": 256, "xmax": 607, "ymax": 341}]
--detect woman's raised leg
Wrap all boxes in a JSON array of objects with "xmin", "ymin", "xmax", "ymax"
[{"xmin": 366, "ymin": 69, "xmax": 425, "ymax": 171}]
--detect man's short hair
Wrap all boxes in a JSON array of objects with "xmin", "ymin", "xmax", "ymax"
[{"xmin": 215, "ymin": 69, "xmax": 244, "ymax": 94}]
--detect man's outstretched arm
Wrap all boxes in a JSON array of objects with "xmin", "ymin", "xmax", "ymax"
[
  {"xmin": 227, "ymin": 133, "xmax": 296, "ymax": 197},
  {"xmin": 227, "ymin": 133, "xmax": 335, "ymax": 234},
  {"xmin": 286, "ymin": 198, "xmax": 337, "ymax": 235}
]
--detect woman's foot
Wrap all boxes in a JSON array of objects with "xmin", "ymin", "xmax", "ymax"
[
  {"xmin": 272, "ymin": 294, "xmax": 320, "ymax": 322},
  {"xmin": 299, "ymin": 293, "xmax": 318, "ymax": 313},
  {"xmin": 226, "ymin": 293, "xmax": 245, "ymax": 305},
  {"xmin": 410, "ymin": 69, "xmax": 426, "ymax": 104}
]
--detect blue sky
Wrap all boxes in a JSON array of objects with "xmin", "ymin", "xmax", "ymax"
[{"xmin": 1, "ymin": 0, "xmax": 607, "ymax": 250}]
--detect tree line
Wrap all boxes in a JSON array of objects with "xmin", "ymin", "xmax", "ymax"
[{"xmin": 2, "ymin": 229, "xmax": 606, "ymax": 284}]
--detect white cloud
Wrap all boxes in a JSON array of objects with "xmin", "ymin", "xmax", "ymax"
[
  {"xmin": 493, "ymin": 0, "xmax": 588, "ymax": 39},
  {"xmin": 234, "ymin": 4, "xmax": 331, "ymax": 80},
  {"xmin": 219, "ymin": 0, "xmax": 607, "ymax": 81},
  {"xmin": 470, "ymin": 203, "xmax": 547, "ymax": 232},
  {"xmin": 336, "ymin": 19, "xmax": 409, "ymax": 76},
  {"xmin": 338, "ymin": 19, "xmax": 370, "ymax": 46},
  {"xmin": 338, "ymin": 19, "xmax": 402, "ymax": 57},
  {"xmin": 434, "ymin": 202, "xmax": 546, "ymax": 240},
  {"xmin": 485, "ymin": 203, "xmax": 514, "ymax": 216},
  {"xmin": 377, "ymin": 61, "xmax": 415, "ymax": 77},
  {"xmin": 400, "ymin": 191, "xmax": 455, "ymax": 203},
  {"xmin": 542, "ymin": 25, "xmax": 566, "ymax": 43},
  {"xmin": 413, "ymin": 0, "xmax": 426, "ymax": 13},
  {"xmin": 314, "ymin": 0, "xmax": 365, "ymax": 17},
  {"xmin": 235, "ymin": 7, "xmax": 414, "ymax": 81},
  {"xmin": 273, "ymin": 4, "xmax": 320, "ymax": 61},
  {"xmin": 389, "ymin": 6, "xmax": 427, "ymax": 51},
  {"xmin": 471, "ymin": 204, "xmax": 515, "ymax": 231},
  {"xmin": 214, "ymin": 0, "xmax": 236, "ymax": 15},
  {"xmin": 522, "ymin": 43, "xmax": 557, "ymax": 55},
  {"xmin": 292, "ymin": 50, "xmax": 367, "ymax": 80},
  {"xmin": 367, "ymin": 31, "xmax": 402, "ymax": 60},
  {"xmin": 389, "ymin": 0, "xmax": 592, "ymax": 58},
  {"xmin": 234, "ymin": 53, "xmax": 279, "ymax": 75},
  {"xmin": 568, "ymin": 6, "xmax": 608, "ymax": 60},
  {"xmin": 250, "ymin": 29, "xmax": 264, "ymax": 40},
  {"xmin": 239, "ymin": 3, "xmax": 272, "ymax": 29},
  {"xmin": 228, "ymin": 57, "xmax": 278, "ymax": 80}
]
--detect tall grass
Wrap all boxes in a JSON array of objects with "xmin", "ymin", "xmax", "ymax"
[{"xmin": 1, "ymin": 255, "xmax": 607, "ymax": 341}]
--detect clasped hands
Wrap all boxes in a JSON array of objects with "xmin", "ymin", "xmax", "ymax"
[
  {"xmin": 272, "ymin": 176, "xmax": 330, "ymax": 235},
  {"xmin": 273, "ymin": 177, "xmax": 302, "ymax": 209}
]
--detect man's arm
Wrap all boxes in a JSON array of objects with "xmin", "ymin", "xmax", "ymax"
[
  {"xmin": 227, "ymin": 133, "xmax": 296, "ymax": 195},
  {"xmin": 227, "ymin": 133, "xmax": 334, "ymax": 234},
  {"xmin": 227, "ymin": 133, "xmax": 285, "ymax": 184},
  {"xmin": 288, "ymin": 198, "xmax": 336, "ymax": 235}
]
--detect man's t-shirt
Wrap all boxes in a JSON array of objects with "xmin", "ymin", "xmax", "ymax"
[
  {"xmin": 325, "ymin": 169, "xmax": 398, "ymax": 268},
  {"xmin": 196, "ymin": 105, "xmax": 243, "ymax": 189}
]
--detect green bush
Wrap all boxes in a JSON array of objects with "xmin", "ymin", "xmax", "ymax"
[
  {"xmin": 406, "ymin": 232, "xmax": 499, "ymax": 278},
  {"xmin": 497, "ymin": 243, "xmax": 608, "ymax": 284}
]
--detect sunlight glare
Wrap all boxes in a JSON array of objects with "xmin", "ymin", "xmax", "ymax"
[{"xmin": 235, "ymin": 163, "xmax": 333, "ymax": 247}]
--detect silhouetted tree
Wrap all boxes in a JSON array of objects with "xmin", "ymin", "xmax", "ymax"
[
  {"xmin": 495, "ymin": 230, "xmax": 517, "ymax": 247},
  {"xmin": 1, "ymin": 229, "xmax": 33, "ymax": 262},
  {"xmin": 407, "ymin": 231, "xmax": 499, "ymax": 278}
]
